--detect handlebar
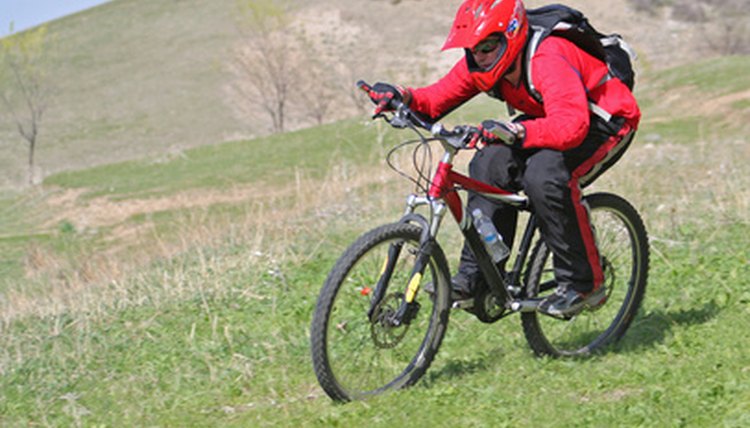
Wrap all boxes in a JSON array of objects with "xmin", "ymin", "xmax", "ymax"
[{"xmin": 357, "ymin": 80, "xmax": 477, "ymax": 150}]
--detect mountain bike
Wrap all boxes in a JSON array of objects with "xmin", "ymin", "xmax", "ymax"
[{"xmin": 310, "ymin": 81, "xmax": 649, "ymax": 402}]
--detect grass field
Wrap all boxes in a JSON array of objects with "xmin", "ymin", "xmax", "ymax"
[
  {"xmin": 1, "ymin": 50, "xmax": 749, "ymax": 426},
  {"xmin": 2, "ymin": 225, "xmax": 748, "ymax": 426}
]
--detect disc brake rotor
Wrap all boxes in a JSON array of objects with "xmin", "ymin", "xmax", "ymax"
[{"xmin": 370, "ymin": 293, "xmax": 410, "ymax": 348}]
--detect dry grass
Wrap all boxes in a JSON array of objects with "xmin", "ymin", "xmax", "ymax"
[
  {"xmin": 5, "ymin": 124, "xmax": 748, "ymax": 325},
  {"xmin": 594, "ymin": 135, "xmax": 750, "ymax": 237},
  {"xmin": 0, "ymin": 157, "xmax": 403, "ymax": 325}
]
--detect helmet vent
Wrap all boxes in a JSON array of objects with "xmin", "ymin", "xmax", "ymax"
[{"xmin": 475, "ymin": 4, "xmax": 484, "ymax": 19}]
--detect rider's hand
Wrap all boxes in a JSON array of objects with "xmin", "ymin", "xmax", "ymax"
[
  {"xmin": 467, "ymin": 120, "xmax": 525, "ymax": 149},
  {"xmin": 366, "ymin": 82, "xmax": 411, "ymax": 115}
]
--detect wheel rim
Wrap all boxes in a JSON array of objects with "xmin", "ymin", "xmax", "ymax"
[
  {"xmin": 531, "ymin": 205, "xmax": 642, "ymax": 355},
  {"xmin": 324, "ymin": 236, "xmax": 447, "ymax": 398}
]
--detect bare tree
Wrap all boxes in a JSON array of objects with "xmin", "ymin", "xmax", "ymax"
[
  {"xmin": 627, "ymin": 0, "xmax": 670, "ymax": 13},
  {"xmin": 292, "ymin": 29, "xmax": 345, "ymax": 126},
  {"xmin": 0, "ymin": 26, "xmax": 50, "ymax": 185},
  {"xmin": 295, "ymin": 62, "xmax": 336, "ymax": 126},
  {"xmin": 632, "ymin": 0, "xmax": 750, "ymax": 55},
  {"xmin": 701, "ymin": 0, "xmax": 750, "ymax": 55},
  {"xmin": 341, "ymin": 62, "xmax": 372, "ymax": 115},
  {"xmin": 229, "ymin": 1, "xmax": 300, "ymax": 134}
]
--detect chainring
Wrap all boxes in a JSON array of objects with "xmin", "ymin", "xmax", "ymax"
[{"xmin": 472, "ymin": 282, "xmax": 507, "ymax": 323}]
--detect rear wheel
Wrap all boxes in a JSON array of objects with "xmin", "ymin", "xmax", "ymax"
[
  {"xmin": 521, "ymin": 193, "xmax": 649, "ymax": 357},
  {"xmin": 310, "ymin": 222, "xmax": 451, "ymax": 401}
]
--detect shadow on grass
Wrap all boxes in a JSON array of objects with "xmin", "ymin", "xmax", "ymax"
[
  {"xmin": 420, "ymin": 353, "xmax": 494, "ymax": 387},
  {"xmin": 412, "ymin": 301, "xmax": 721, "ymax": 390},
  {"xmin": 615, "ymin": 300, "xmax": 722, "ymax": 353}
]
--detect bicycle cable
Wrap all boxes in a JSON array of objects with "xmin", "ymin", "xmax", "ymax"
[{"xmin": 385, "ymin": 137, "xmax": 436, "ymax": 196}]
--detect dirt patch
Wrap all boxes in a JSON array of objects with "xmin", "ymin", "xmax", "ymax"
[
  {"xmin": 43, "ymin": 185, "xmax": 289, "ymax": 231},
  {"xmin": 6, "ymin": 160, "xmax": 400, "ymax": 321},
  {"xmin": 699, "ymin": 89, "xmax": 750, "ymax": 114},
  {"xmin": 645, "ymin": 86, "xmax": 750, "ymax": 123},
  {"xmin": 42, "ymin": 159, "xmax": 398, "ymax": 233}
]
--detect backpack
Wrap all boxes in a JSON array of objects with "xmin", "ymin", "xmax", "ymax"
[{"xmin": 517, "ymin": 4, "xmax": 637, "ymax": 121}]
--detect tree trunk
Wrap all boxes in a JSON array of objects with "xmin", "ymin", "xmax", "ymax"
[{"xmin": 28, "ymin": 139, "xmax": 36, "ymax": 185}]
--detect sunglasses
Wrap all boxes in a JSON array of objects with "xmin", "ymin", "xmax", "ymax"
[{"xmin": 472, "ymin": 36, "xmax": 504, "ymax": 55}]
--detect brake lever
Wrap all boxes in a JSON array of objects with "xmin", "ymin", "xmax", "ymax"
[
  {"xmin": 432, "ymin": 123, "xmax": 476, "ymax": 150},
  {"xmin": 390, "ymin": 108, "xmax": 412, "ymax": 129},
  {"xmin": 461, "ymin": 125, "xmax": 481, "ymax": 148}
]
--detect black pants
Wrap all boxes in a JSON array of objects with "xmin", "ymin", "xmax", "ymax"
[{"xmin": 459, "ymin": 116, "xmax": 635, "ymax": 293}]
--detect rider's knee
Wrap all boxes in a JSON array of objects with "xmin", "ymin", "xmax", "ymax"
[
  {"xmin": 469, "ymin": 145, "xmax": 516, "ymax": 187},
  {"xmin": 522, "ymin": 150, "xmax": 570, "ymax": 197}
]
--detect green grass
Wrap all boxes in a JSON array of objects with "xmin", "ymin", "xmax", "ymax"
[
  {"xmin": 634, "ymin": 56, "xmax": 750, "ymax": 145},
  {"xmin": 0, "ymin": 192, "xmax": 57, "ymax": 286},
  {"xmin": 1, "ymin": 221, "xmax": 748, "ymax": 426},
  {"xmin": 732, "ymin": 98, "xmax": 750, "ymax": 110},
  {"xmin": 637, "ymin": 116, "xmax": 708, "ymax": 145},
  {"xmin": 648, "ymin": 56, "xmax": 750, "ymax": 96},
  {"xmin": 0, "ymin": 193, "xmax": 44, "ymax": 236},
  {"xmin": 42, "ymin": 119, "xmax": 385, "ymax": 199}
]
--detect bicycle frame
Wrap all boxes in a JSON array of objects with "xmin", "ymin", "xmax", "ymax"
[
  {"xmin": 357, "ymin": 96, "xmax": 546, "ymax": 325},
  {"xmin": 398, "ymin": 138, "xmax": 540, "ymax": 316}
]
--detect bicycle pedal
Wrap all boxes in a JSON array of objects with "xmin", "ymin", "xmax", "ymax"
[
  {"xmin": 509, "ymin": 298, "xmax": 541, "ymax": 313},
  {"xmin": 451, "ymin": 298, "xmax": 475, "ymax": 310}
]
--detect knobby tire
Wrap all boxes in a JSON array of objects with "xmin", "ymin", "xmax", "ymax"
[{"xmin": 310, "ymin": 222, "xmax": 451, "ymax": 401}]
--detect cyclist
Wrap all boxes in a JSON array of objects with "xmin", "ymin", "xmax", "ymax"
[{"xmin": 364, "ymin": 0, "xmax": 641, "ymax": 317}]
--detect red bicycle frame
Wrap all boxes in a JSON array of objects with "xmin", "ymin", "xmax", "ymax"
[
  {"xmin": 428, "ymin": 160, "xmax": 526, "ymax": 227},
  {"xmin": 398, "ymin": 140, "xmax": 536, "ymax": 313}
]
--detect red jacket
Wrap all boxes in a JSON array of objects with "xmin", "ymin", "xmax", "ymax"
[{"xmin": 408, "ymin": 37, "xmax": 641, "ymax": 151}]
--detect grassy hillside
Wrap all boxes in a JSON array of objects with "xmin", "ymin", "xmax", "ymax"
[
  {"xmin": 0, "ymin": 0, "xmax": 713, "ymax": 187},
  {"xmin": 0, "ymin": 0, "xmax": 459, "ymax": 187},
  {"xmin": 0, "ymin": 0, "xmax": 243, "ymax": 186},
  {"xmin": 1, "ymin": 52, "xmax": 749, "ymax": 425}
]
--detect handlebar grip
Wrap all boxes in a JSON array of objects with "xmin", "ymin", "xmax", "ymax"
[{"xmin": 356, "ymin": 80, "xmax": 372, "ymax": 93}]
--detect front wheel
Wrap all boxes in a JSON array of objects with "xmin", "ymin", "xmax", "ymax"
[
  {"xmin": 310, "ymin": 222, "xmax": 451, "ymax": 401},
  {"xmin": 521, "ymin": 192, "xmax": 649, "ymax": 357}
]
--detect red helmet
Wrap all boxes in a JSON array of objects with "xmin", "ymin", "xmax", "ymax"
[{"xmin": 442, "ymin": 0, "xmax": 528, "ymax": 92}]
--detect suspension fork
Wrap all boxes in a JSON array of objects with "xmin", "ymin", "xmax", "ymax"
[
  {"xmin": 366, "ymin": 239, "xmax": 404, "ymax": 321},
  {"xmin": 366, "ymin": 196, "xmax": 446, "ymax": 325}
]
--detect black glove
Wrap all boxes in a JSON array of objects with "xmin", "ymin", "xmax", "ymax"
[
  {"xmin": 467, "ymin": 120, "xmax": 524, "ymax": 149},
  {"xmin": 365, "ymin": 82, "xmax": 410, "ymax": 115}
]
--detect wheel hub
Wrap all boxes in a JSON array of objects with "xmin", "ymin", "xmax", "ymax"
[{"xmin": 370, "ymin": 293, "xmax": 410, "ymax": 348}]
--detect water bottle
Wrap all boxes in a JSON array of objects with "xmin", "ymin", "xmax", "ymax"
[{"xmin": 472, "ymin": 209, "xmax": 510, "ymax": 263}]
